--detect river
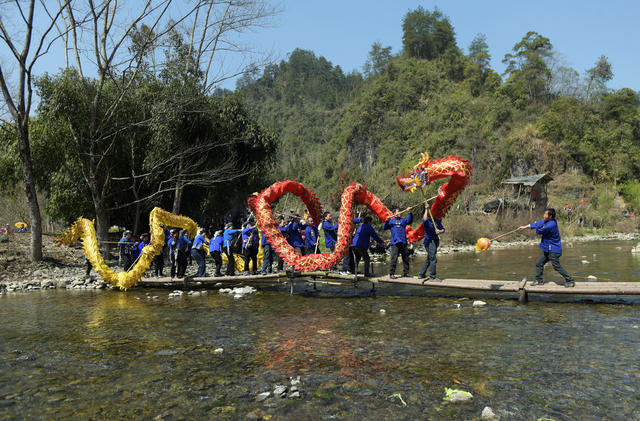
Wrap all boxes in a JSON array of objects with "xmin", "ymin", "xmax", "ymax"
[{"xmin": 1, "ymin": 240, "xmax": 639, "ymax": 419}]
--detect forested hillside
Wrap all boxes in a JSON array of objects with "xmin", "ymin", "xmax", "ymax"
[
  {"xmin": 1, "ymin": 5, "xmax": 639, "ymax": 242},
  {"xmin": 240, "ymin": 7, "xmax": 640, "ymax": 217}
]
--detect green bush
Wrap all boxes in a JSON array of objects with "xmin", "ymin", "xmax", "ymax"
[{"xmin": 621, "ymin": 180, "xmax": 640, "ymax": 211}]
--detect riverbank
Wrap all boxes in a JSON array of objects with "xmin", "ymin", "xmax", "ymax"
[{"xmin": 1, "ymin": 231, "xmax": 638, "ymax": 293}]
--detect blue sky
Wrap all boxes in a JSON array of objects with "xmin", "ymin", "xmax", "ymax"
[
  {"xmin": 232, "ymin": 0, "xmax": 639, "ymax": 91},
  {"xmin": 1, "ymin": 1, "xmax": 637, "ymax": 96}
]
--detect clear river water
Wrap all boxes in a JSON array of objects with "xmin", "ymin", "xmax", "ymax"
[{"xmin": 1, "ymin": 239, "xmax": 640, "ymax": 419}]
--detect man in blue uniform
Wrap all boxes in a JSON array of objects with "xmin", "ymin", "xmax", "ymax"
[
  {"xmin": 119, "ymin": 230, "xmax": 133, "ymax": 271},
  {"xmin": 152, "ymin": 229, "xmax": 168, "ymax": 277},
  {"xmin": 276, "ymin": 217, "xmax": 288, "ymax": 271},
  {"xmin": 286, "ymin": 216, "xmax": 306, "ymax": 256},
  {"xmin": 209, "ymin": 230, "xmax": 224, "ymax": 277},
  {"xmin": 260, "ymin": 229, "xmax": 273, "ymax": 275},
  {"xmin": 191, "ymin": 228, "xmax": 209, "ymax": 277},
  {"xmin": 519, "ymin": 208, "xmax": 575, "ymax": 287},
  {"xmin": 418, "ymin": 204, "xmax": 445, "ymax": 281},
  {"xmin": 129, "ymin": 234, "xmax": 142, "ymax": 267},
  {"xmin": 176, "ymin": 229, "xmax": 191, "ymax": 278},
  {"xmin": 346, "ymin": 216, "xmax": 384, "ymax": 277},
  {"xmin": 383, "ymin": 208, "xmax": 413, "ymax": 279},
  {"xmin": 241, "ymin": 222, "xmax": 259, "ymax": 275},
  {"xmin": 167, "ymin": 229, "xmax": 179, "ymax": 278},
  {"xmin": 137, "ymin": 232, "xmax": 150, "ymax": 255},
  {"xmin": 223, "ymin": 223, "xmax": 241, "ymax": 276},
  {"xmin": 304, "ymin": 217, "xmax": 319, "ymax": 255},
  {"xmin": 322, "ymin": 212, "xmax": 338, "ymax": 252}
]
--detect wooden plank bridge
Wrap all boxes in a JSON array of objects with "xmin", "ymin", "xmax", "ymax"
[{"xmin": 137, "ymin": 271, "xmax": 640, "ymax": 303}]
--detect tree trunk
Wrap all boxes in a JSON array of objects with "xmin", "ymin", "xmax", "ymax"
[
  {"xmin": 92, "ymin": 194, "xmax": 110, "ymax": 256},
  {"xmin": 172, "ymin": 157, "xmax": 184, "ymax": 214},
  {"xmin": 133, "ymin": 201, "xmax": 141, "ymax": 236},
  {"xmin": 172, "ymin": 181, "xmax": 183, "ymax": 214},
  {"xmin": 16, "ymin": 123, "xmax": 42, "ymax": 261}
]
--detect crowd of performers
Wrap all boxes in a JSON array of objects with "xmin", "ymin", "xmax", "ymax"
[{"xmin": 112, "ymin": 203, "xmax": 574, "ymax": 287}]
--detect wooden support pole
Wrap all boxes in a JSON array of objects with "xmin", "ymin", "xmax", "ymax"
[
  {"xmin": 518, "ymin": 289, "xmax": 528, "ymax": 304},
  {"xmin": 518, "ymin": 278, "xmax": 528, "ymax": 304}
]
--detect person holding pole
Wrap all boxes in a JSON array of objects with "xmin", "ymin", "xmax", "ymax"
[
  {"xmin": 349, "ymin": 215, "xmax": 385, "ymax": 277},
  {"xmin": 518, "ymin": 208, "xmax": 575, "ymax": 287},
  {"xmin": 304, "ymin": 217, "xmax": 319, "ymax": 255},
  {"xmin": 191, "ymin": 228, "xmax": 208, "ymax": 278},
  {"xmin": 241, "ymin": 222, "xmax": 259, "ymax": 275},
  {"xmin": 176, "ymin": 229, "xmax": 191, "ymax": 279},
  {"xmin": 275, "ymin": 217, "xmax": 288, "ymax": 272},
  {"xmin": 223, "ymin": 223, "xmax": 241, "ymax": 276},
  {"xmin": 209, "ymin": 230, "xmax": 224, "ymax": 277},
  {"xmin": 383, "ymin": 207, "xmax": 413, "ymax": 279},
  {"xmin": 418, "ymin": 202, "xmax": 445, "ymax": 281},
  {"xmin": 260, "ymin": 229, "xmax": 273, "ymax": 275},
  {"xmin": 322, "ymin": 212, "xmax": 338, "ymax": 252},
  {"xmin": 119, "ymin": 230, "xmax": 133, "ymax": 271}
]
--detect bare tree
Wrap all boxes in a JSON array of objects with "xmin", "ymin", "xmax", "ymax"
[
  {"xmin": 0, "ymin": 0, "xmax": 71, "ymax": 261},
  {"xmin": 111, "ymin": 138, "xmax": 247, "ymax": 228},
  {"xmin": 56, "ymin": 1, "xmax": 271, "ymax": 242},
  {"xmin": 55, "ymin": 0, "xmax": 276, "ymax": 238},
  {"xmin": 182, "ymin": 0, "xmax": 278, "ymax": 93}
]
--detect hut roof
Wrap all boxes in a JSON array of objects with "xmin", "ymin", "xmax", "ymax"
[{"xmin": 501, "ymin": 174, "xmax": 553, "ymax": 187}]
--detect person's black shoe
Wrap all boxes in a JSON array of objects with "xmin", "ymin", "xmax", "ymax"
[
  {"xmin": 418, "ymin": 273, "xmax": 427, "ymax": 279},
  {"xmin": 214, "ymin": 273, "xmax": 223, "ymax": 277},
  {"xmin": 564, "ymin": 280, "xmax": 575, "ymax": 288},
  {"xmin": 531, "ymin": 280, "xmax": 545, "ymax": 286},
  {"xmin": 402, "ymin": 273, "xmax": 410, "ymax": 278}
]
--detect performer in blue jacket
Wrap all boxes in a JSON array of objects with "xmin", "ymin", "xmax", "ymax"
[
  {"xmin": 241, "ymin": 222, "xmax": 259, "ymax": 275},
  {"xmin": 418, "ymin": 204, "xmax": 445, "ymax": 281},
  {"xmin": 209, "ymin": 230, "xmax": 224, "ymax": 277},
  {"xmin": 286, "ymin": 216, "xmax": 306, "ymax": 256},
  {"xmin": 382, "ymin": 207, "xmax": 413, "ymax": 278},
  {"xmin": 345, "ymin": 216, "xmax": 384, "ymax": 277},
  {"xmin": 191, "ymin": 228, "xmax": 209, "ymax": 277},
  {"xmin": 176, "ymin": 229, "xmax": 191, "ymax": 278},
  {"xmin": 223, "ymin": 223, "xmax": 241, "ymax": 276},
  {"xmin": 119, "ymin": 230, "xmax": 133, "ymax": 271},
  {"xmin": 260, "ymin": 229, "xmax": 273, "ymax": 275},
  {"xmin": 304, "ymin": 217, "xmax": 319, "ymax": 255},
  {"xmin": 519, "ymin": 208, "xmax": 575, "ymax": 287},
  {"xmin": 322, "ymin": 212, "xmax": 339, "ymax": 251},
  {"xmin": 276, "ymin": 217, "xmax": 288, "ymax": 272},
  {"xmin": 167, "ymin": 229, "xmax": 179, "ymax": 278}
]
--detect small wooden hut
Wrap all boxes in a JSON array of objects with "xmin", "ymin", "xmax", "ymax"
[{"xmin": 502, "ymin": 174, "xmax": 553, "ymax": 210}]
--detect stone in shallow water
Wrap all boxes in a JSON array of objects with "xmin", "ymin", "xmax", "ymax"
[
  {"xmin": 482, "ymin": 406, "xmax": 497, "ymax": 419},
  {"xmin": 288, "ymin": 390, "xmax": 301, "ymax": 399},
  {"xmin": 273, "ymin": 385, "xmax": 287, "ymax": 398},
  {"xmin": 444, "ymin": 388, "xmax": 473, "ymax": 403},
  {"xmin": 473, "ymin": 300, "xmax": 487, "ymax": 307},
  {"xmin": 255, "ymin": 391, "xmax": 270, "ymax": 402},
  {"xmin": 214, "ymin": 348, "xmax": 223, "ymax": 354}
]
